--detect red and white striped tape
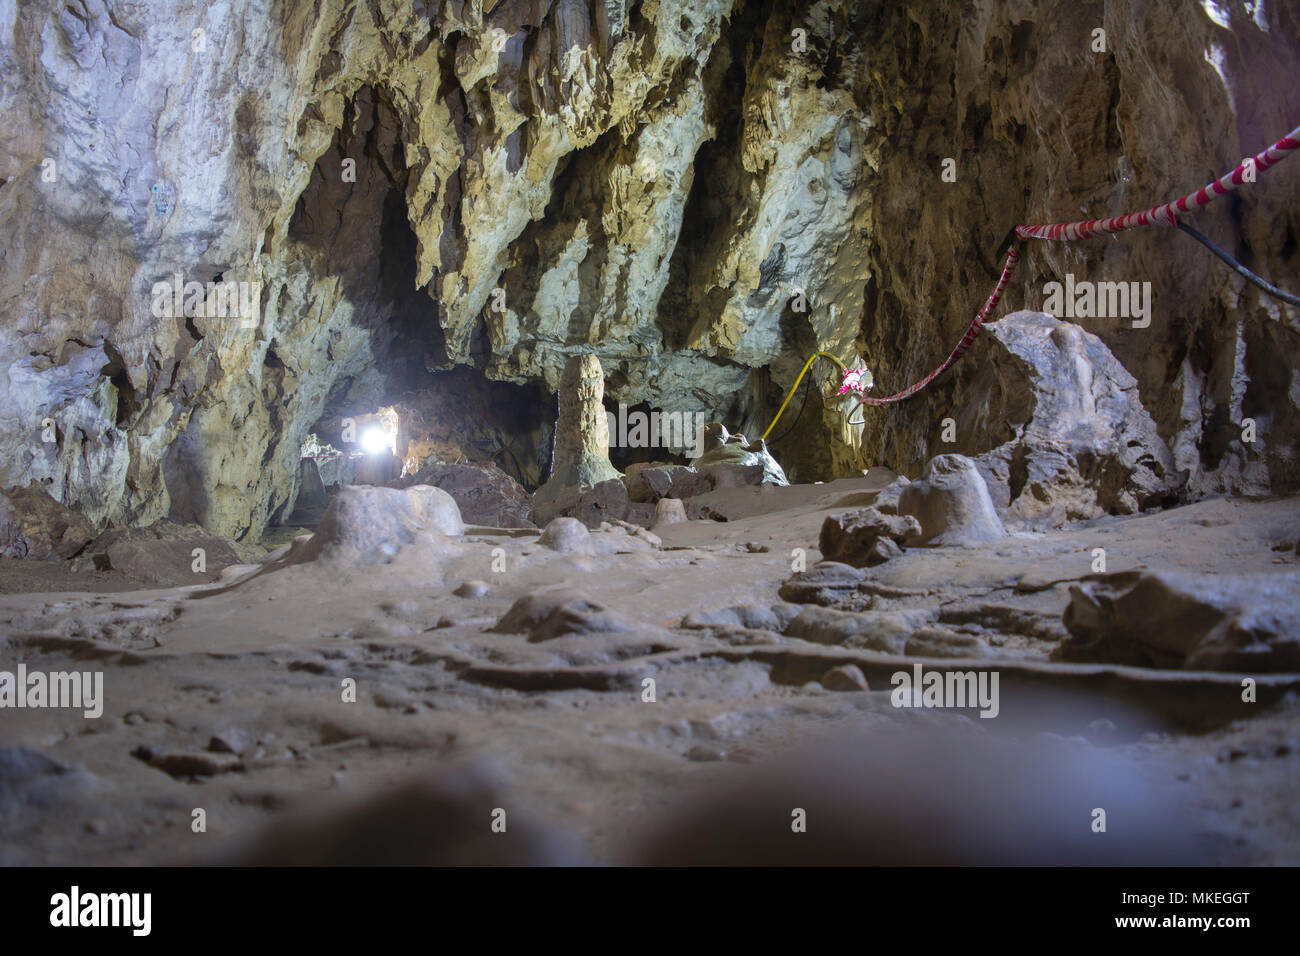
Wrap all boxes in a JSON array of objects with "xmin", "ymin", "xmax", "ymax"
[{"xmin": 858, "ymin": 124, "xmax": 1300, "ymax": 407}]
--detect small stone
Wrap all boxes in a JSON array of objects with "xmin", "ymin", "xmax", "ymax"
[
  {"xmin": 778, "ymin": 561, "xmax": 866, "ymax": 605},
  {"xmin": 537, "ymin": 516, "xmax": 594, "ymax": 554},
  {"xmin": 454, "ymin": 579, "xmax": 491, "ymax": 598},
  {"xmin": 140, "ymin": 750, "xmax": 241, "ymax": 778},
  {"xmin": 208, "ymin": 728, "xmax": 252, "ymax": 755},
  {"xmin": 820, "ymin": 664, "xmax": 870, "ymax": 691}
]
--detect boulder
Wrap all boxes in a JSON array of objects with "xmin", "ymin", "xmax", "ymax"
[
  {"xmin": 70, "ymin": 522, "xmax": 244, "ymax": 585},
  {"xmin": 778, "ymin": 561, "xmax": 867, "ymax": 606},
  {"xmin": 952, "ymin": 311, "xmax": 1184, "ymax": 528},
  {"xmin": 297, "ymin": 485, "xmax": 462, "ymax": 566},
  {"xmin": 0, "ymin": 484, "xmax": 95, "ymax": 560},
  {"xmin": 406, "ymin": 461, "xmax": 534, "ymax": 528},
  {"xmin": 898, "ymin": 455, "xmax": 1005, "ymax": 547},
  {"xmin": 680, "ymin": 603, "xmax": 800, "ymax": 632},
  {"xmin": 490, "ymin": 588, "xmax": 632, "ymax": 642},
  {"xmin": 692, "ymin": 426, "xmax": 788, "ymax": 486},
  {"xmin": 625, "ymin": 463, "xmax": 695, "ymax": 502},
  {"xmin": 783, "ymin": 606, "xmax": 922, "ymax": 654},
  {"xmin": 538, "ymin": 517, "xmax": 594, "ymax": 554},
  {"xmin": 819, "ymin": 507, "xmax": 921, "ymax": 567},
  {"xmin": 1058, "ymin": 570, "xmax": 1300, "ymax": 672},
  {"xmin": 571, "ymin": 479, "xmax": 631, "ymax": 528}
]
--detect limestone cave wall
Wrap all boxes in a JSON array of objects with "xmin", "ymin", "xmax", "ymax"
[{"xmin": 1, "ymin": 0, "xmax": 1297, "ymax": 539}]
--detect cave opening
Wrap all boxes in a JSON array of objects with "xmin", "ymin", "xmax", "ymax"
[{"xmin": 278, "ymin": 82, "xmax": 551, "ymax": 528}]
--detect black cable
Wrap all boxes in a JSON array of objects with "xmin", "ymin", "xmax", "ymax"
[{"xmin": 1177, "ymin": 221, "xmax": 1300, "ymax": 307}]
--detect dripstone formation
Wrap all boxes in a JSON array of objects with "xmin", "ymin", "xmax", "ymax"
[{"xmin": 531, "ymin": 354, "xmax": 623, "ymax": 526}]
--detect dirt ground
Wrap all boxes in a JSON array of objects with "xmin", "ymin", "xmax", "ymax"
[{"xmin": 1, "ymin": 473, "xmax": 1297, "ymax": 865}]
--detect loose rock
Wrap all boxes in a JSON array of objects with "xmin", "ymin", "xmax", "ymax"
[
  {"xmin": 819, "ymin": 507, "xmax": 921, "ymax": 567},
  {"xmin": 821, "ymin": 664, "xmax": 870, "ymax": 691}
]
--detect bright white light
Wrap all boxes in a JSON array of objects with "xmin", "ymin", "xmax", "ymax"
[{"xmin": 360, "ymin": 427, "xmax": 392, "ymax": 455}]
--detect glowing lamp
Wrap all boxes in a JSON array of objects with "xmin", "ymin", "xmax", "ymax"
[{"xmin": 360, "ymin": 427, "xmax": 392, "ymax": 455}]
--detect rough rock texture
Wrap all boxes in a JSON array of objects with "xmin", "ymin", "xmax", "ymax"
[
  {"xmin": 778, "ymin": 560, "xmax": 866, "ymax": 606},
  {"xmin": 406, "ymin": 461, "xmax": 534, "ymax": 528},
  {"xmin": 69, "ymin": 522, "xmax": 245, "ymax": 585},
  {"xmin": 2, "ymin": 477, "xmax": 1299, "ymax": 866},
  {"xmin": 898, "ymin": 454, "xmax": 1006, "ymax": 546},
  {"xmin": 1059, "ymin": 570, "xmax": 1300, "ymax": 672},
  {"xmin": 297, "ymin": 484, "xmax": 463, "ymax": 566},
  {"xmin": 946, "ymin": 311, "xmax": 1183, "ymax": 528},
  {"xmin": 566, "ymin": 478, "xmax": 632, "ymax": 529},
  {"xmin": 854, "ymin": 2, "xmax": 1300, "ymax": 498},
  {"xmin": 0, "ymin": 485, "xmax": 95, "ymax": 560},
  {"xmin": 4, "ymin": 2, "xmax": 1297, "ymax": 541},
  {"xmin": 532, "ymin": 354, "xmax": 621, "ymax": 525},
  {"xmin": 625, "ymin": 462, "xmax": 693, "ymax": 502},
  {"xmin": 490, "ymin": 587, "xmax": 634, "ymax": 642},
  {"xmin": 819, "ymin": 507, "xmax": 920, "ymax": 567},
  {"xmin": 693, "ymin": 428, "xmax": 789, "ymax": 486}
]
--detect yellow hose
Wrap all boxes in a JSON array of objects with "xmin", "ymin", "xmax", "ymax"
[{"xmin": 761, "ymin": 351, "xmax": 848, "ymax": 442}]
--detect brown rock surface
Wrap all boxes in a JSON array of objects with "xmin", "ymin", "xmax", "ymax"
[
  {"xmin": 0, "ymin": 485, "xmax": 95, "ymax": 560},
  {"xmin": 407, "ymin": 461, "xmax": 534, "ymax": 529}
]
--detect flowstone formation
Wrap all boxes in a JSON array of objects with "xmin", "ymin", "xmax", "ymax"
[{"xmin": 944, "ymin": 311, "xmax": 1184, "ymax": 529}]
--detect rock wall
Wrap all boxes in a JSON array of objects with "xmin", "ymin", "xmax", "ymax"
[
  {"xmin": 1, "ymin": 0, "xmax": 1297, "ymax": 539},
  {"xmin": 851, "ymin": 0, "xmax": 1300, "ymax": 495}
]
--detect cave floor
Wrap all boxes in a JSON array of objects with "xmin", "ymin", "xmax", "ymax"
[{"xmin": 1, "ymin": 474, "xmax": 1298, "ymax": 865}]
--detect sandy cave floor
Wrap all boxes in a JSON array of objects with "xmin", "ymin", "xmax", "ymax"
[{"xmin": 1, "ymin": 472, "xmax": 1298, "ymax": 865}]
